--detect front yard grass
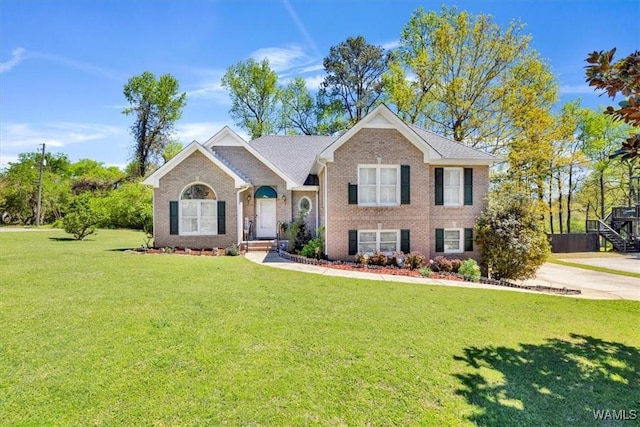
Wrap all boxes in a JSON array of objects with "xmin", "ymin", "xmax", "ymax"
[{"xmin": 1, "ymin": 230, "xmax": 638, "ymax": 426}]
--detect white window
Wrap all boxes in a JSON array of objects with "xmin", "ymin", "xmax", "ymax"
[
  {"xmin": 299, "ymin": 196, "xmax": 312, "ymax": 213},
  {"xmin": 180, "ymin": 184, "xmax": 217, "ymax": 235},
  {"xmin": 358, "ymin": 165, "xmax": 400, "ymax": 206},
  {"xmin": 358, "ymin": 230, "xmax": 399, "ymax": 254},
  {"xmin": 444, "ymin": 168, "xmax": 463, "ymax": 206},
  {"xmin": 444, "ymin": 229, "xmax": 463, "ymax": 253}
]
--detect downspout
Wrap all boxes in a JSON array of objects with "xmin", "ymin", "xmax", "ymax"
[
  {"xmin": 237, "ymin": 186, "xmax": 250, "ymax": 246},
  {"xmin": 315, "ymin": 191, "xmax": 319, "ymax": 231},
  {"xmin": 320, "ymin": 160, "xmax": 328, "ymax": 257}
]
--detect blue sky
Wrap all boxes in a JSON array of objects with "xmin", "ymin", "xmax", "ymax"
[{"xmin": 1, "ymin": 0, "xmax": 638, "ymax": 170}]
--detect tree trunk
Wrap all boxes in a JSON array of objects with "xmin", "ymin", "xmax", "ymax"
[
  {"xmin": 567, "ymin": 163, "xmax": 573, "ymax": 233},
  {"xmin": 557, "ymin": 175, "xmax": 564, "ymax": 234},
  {"xmin": 599, "ymin": 172, "xmax": 605, "ymax": 219},
  {"xmin": 548, "ymin": 174, "xmax": 554, "ymax": 234}
]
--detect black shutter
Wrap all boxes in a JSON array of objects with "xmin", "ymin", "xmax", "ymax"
[
  {"xmin": 169, "ymin": 201, "xmax": 179, "ymax": 235},
  {"xmin": 464, "ymin": 168, "xmax": 473, "ymax": 205},
  {"xmin": 464, "ymin": 228, "xmax": 474, "ymax": 252},
  {"xmin": 400, "ymin": 229, "xmax": 410, "ymax": 253},
  {"xmin": 348, "ymin": 230, "xmax": 358, "ymax": 255},
  {"xmin": 217, "ymin": 201, "xmax": 226, "ymax": 235},
  {"xmin": 435, "ymin": 168, "xmax": 444, "ymax": 205},
  {"xmin": 348, "ymin": 184, "xmax": 358, "ymax": 204},
  {"xmin": 435, "ymin": 228, "xmax": 444, "ymax": 252},
  {"xmin": 401, "ymin": 165, "xmax": 410, "ymax": 204}
]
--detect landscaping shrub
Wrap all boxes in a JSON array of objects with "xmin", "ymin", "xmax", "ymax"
[
  {"xmin": 459, "ymin": 259, "xmax": 481, "ymax": 282},
  {"xmin": 226, "ymin": 244, "xmax": 239, "ymax": 256},
  {"xmin": 404, "ymin": 251, "xmax": 425, "ymax": 270},
  {"xmin": 418, "ymin": 267, "xmax": 432, "ymax": 277},
  {"xmin": 388, "ymin": 252, "xmax": 405, "ymax": 267},
  {"xmin": 62, "ymin": 193, "xmax": 101, "ymax": 240},
  {"xmin": 450, "ymin": 258, "xmax": 462, "ymax": 273},
  {"xmin": 354, "ymin": 253, "xmax": 369, "ymax": 265},
  {"xmin": 475, "ymin": 192, "xmax": 550, "ymax": 280},
  {"xmin": 300, "ymin": 238, "xmax": 323, "ymax": 259},
  {"xmin": 434, "ymin": 256, "xmax": 453, "ymax": 272},
  {"xmin": 369, "ymin": 251, "xmax": 388, "ymax": 266}
]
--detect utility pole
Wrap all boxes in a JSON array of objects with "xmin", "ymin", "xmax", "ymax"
[{"xmin": 35, "ymin": 143, "xmax": 46, "ymax": 227}]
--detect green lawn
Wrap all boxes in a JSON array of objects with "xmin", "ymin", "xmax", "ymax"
[{"xmin": 1, "ymin": 230, "xmax": 638, "ymax": 426}]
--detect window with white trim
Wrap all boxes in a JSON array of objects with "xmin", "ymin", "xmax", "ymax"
[
  {"xmin": 358, "ymin": 165, "xmax": 400, "ymax": 206},
  {"xmin": 180, "ymin": 184, "xmax": 217, "ymax": 235},
  {"xmin": 444, "ymin": 228, "xmax": 463, "ymax": 253},
  {"xmin": 358, "ymin": 230, "xmax": 399, "ymax": 254},
  {"xmin": 444, "ymin": 168, "xmax": 463, "ymax": 206}
]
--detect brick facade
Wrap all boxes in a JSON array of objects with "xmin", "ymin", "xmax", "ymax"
[
  {"xmin": 324, "ymin": 128, "xmax": 489, "ymax": 261},
  {"xmin": 153, "ymin": 150, "xmax": 238, "ymax": 249},
  {"xmin": 147, "ymin": 114, "xmax": 492, "ymax": 259}
]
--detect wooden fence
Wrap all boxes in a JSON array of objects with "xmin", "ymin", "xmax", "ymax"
[{"xmin": 548, "ymin": 233, "xmax": 599, "ymax": 253}]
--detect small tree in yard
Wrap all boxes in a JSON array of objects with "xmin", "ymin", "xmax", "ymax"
[
  {"xmin": 63, "ymin": 193, "xmax": 100, "ymax": 240},
  {"xmin": 475, "ymin": 194, "xmax": 550, "ymax": 280}
]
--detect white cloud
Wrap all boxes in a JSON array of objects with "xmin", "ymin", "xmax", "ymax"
[
  {"xmin": 0, "ymin": 122, "xmax": 124, "ymax": 169},
  {"xmin": 303, "ymin": 74, "xmax": 324, "ymax": 91},
  {"xmin": 250, "ymin": 45, "xmax": 312, "ymax": 72},
  {"xmin": 381, "ymin": 40, "xmax": 400, "ymax": 50},
  {"xmin": 560, "ymin": 84, "xmax": 597, "ymax": 95},
  {"xmin": 281, "ymin": 0, "xmax": 322, "ymax": 59},
  {"xmin": 0, "ymin": 48, "xmax": 27, "ymax": 73}
]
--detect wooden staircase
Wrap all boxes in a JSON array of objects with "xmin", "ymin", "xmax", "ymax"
[{"xmin": 595, "ymin": 219, "xmax": 639, "ymax": 253}]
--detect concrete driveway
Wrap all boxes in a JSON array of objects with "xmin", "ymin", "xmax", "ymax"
[{"xmin": 521, "ymin": 257, "xmax": 640, "ymax": 301}]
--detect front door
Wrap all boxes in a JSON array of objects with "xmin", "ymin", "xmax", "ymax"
[{"xmin": 256, "ymin": 198, "xmax": 277, "ymax": 238}]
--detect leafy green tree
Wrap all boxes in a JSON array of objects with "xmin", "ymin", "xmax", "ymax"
[
  {"xmin": 578, "ymin": 108, "xmax": 630, "ymax": 218},
  {"xmin": 63, "ymin": 193, "xmax": 100, "ymax": 240},
  {"xmin": 162, "ymin": 140, "xmax": 183, "ymax": 163},
  {"xmin": 384, "ymin": 6, "xmax": 557, "ymax": 154},
  {"xmin": 69, "ymin": 158, "xmax": 125, "ymax": 194},
  {"xmin": 221, "ymin": 58, "xmax": 280, "ymax": 139},
  {"xmin": 585, "ymin": 49, "xmax": 639, "ymax": 160},
  {"xmin": 123, "ymin": 71, "xmax": 187, "ymax": 178},
  {"xmin": 475, "ymin": 192, "xmax": 550, "ymax": 280},
  {"xmin": 95, "ymin": 182, "xmax": 152, "ymax": 231},
  {"xmin": 0, "ymin": 151, "xmax": 71, "ymax": 224},
  {"xmin": 279, "ymin": 77, "xmax": 317, "ymax": 135},
  {"xmin": 319, "ymin": 35, "xmax": 387, "ymax": 130}
]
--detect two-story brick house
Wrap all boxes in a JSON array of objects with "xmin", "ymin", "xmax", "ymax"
[{"xmin": 142, "ymin": 104, "xmax": 497, "ymax": 260}]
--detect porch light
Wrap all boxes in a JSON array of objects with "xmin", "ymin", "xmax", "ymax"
[
  {"xmin": 282, "ymin": 194, "xmax": 287, "ymax": 203},
  {"xmin": 247, "ymin": 194, "xmax": 252, "ymax": 202}
]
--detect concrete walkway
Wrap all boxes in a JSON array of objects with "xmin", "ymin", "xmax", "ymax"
[{"xmin": 245, "ymin": 251, "xmax": 640, "ymax": 301}]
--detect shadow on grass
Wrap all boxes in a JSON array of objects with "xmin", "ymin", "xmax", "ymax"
[
  {"xmin": 48, "ymin": 237, "xmax": 78, "ymax": 242},
  {"xmin": 454, "ymin": 334, "xmax": 639, "ymax": 426}
]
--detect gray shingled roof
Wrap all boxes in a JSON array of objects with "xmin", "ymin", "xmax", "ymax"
[
  {"xmin": 407, "ymin": 124, "xmax": 498, "ymax": 160},
  {"xmin": 249, "ymin": 135, "xmax": 336, "ymax": 186},
  {"xmin": 245, "ymin": 126, "xmax": 496, "ymax": 186}
]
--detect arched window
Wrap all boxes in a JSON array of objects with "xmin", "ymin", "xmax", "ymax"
[
  {"xmin": 180, "ymin": 183, "xmax": 217, "ymax": 235},
  {"xmin": 299, "ymin": 196, "xmax": 311, "ymax": 213}
]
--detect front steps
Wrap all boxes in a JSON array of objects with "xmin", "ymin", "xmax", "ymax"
[{"xmin": 243, "ymin": 240, "xmax": 287, "ymax": 252}]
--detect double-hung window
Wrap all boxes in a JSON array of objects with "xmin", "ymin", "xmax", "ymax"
[
  {"xmin": 444, "ymin": 229, "xmax": 463, "ymax": 253},
  {"xmin": 180, "ymin": 184, "xmax": 217, "ymax": 235},
  {"xmin": 358, "ymin": 230, "xmax": 399, "ymax": 254},
  {"xmin": 358, "ymin": 165, "xmax": 399, "ymax": 206},
  {"xmin": 443, "ymin": 168, "xmax": 463, "ymax": 206}
]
